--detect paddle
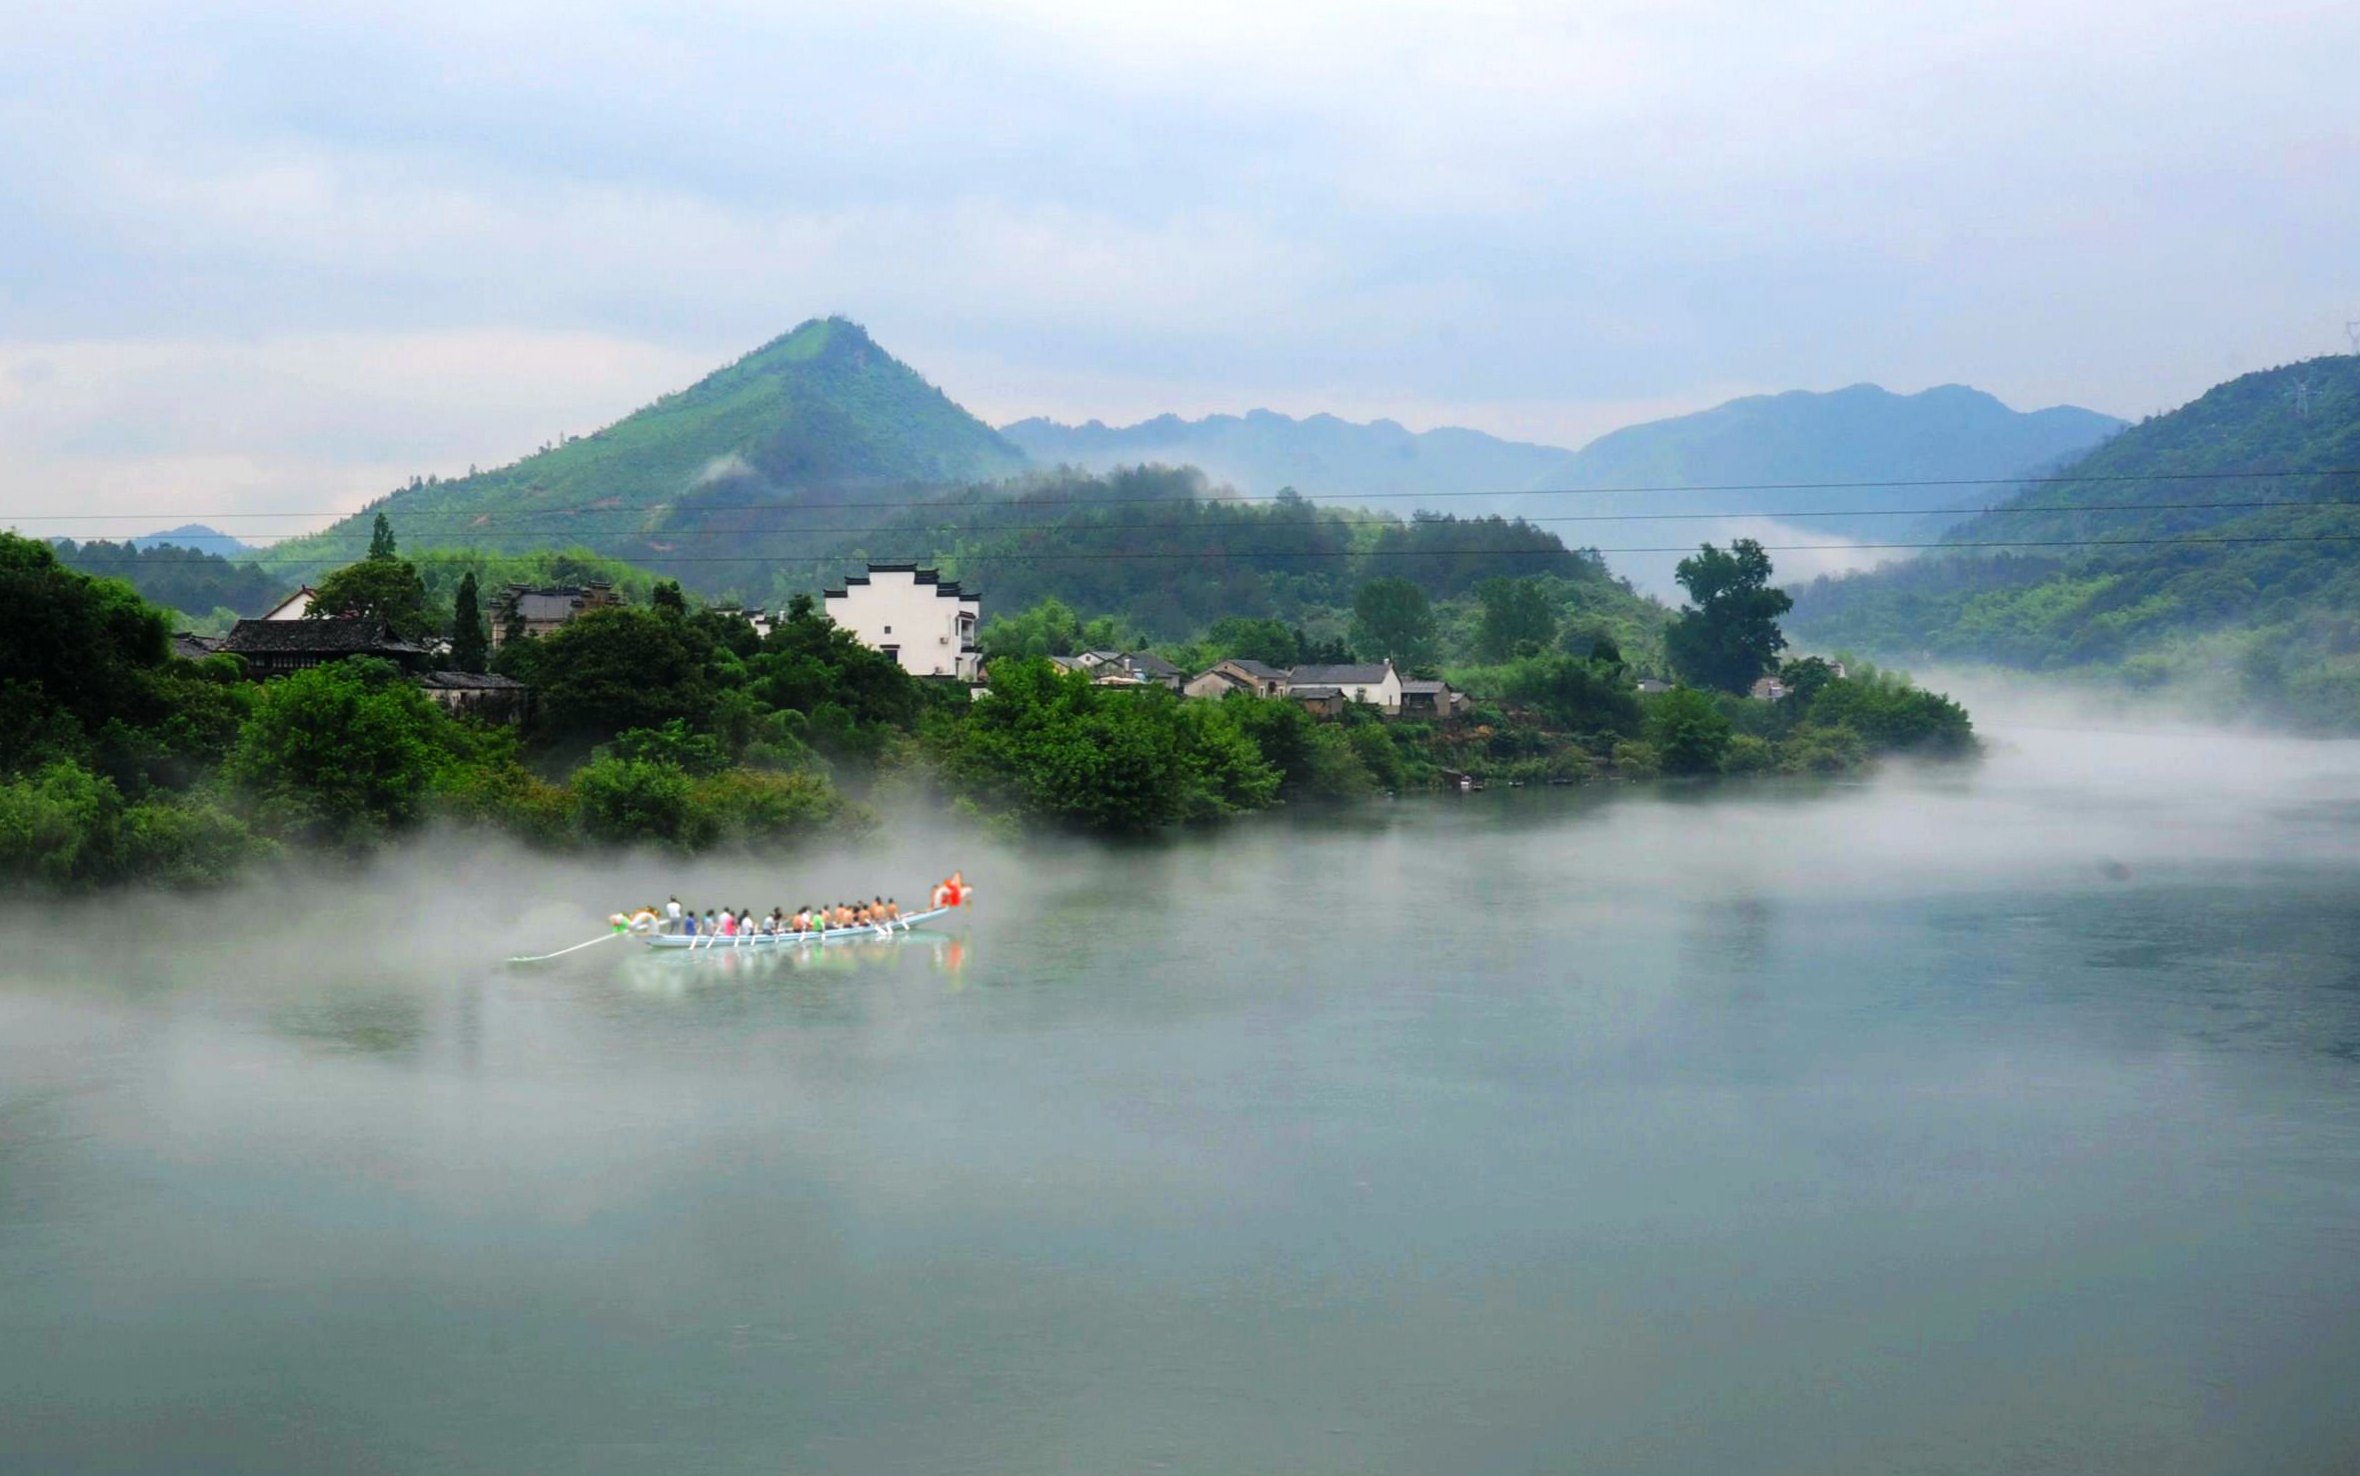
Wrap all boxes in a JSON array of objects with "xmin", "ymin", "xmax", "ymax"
[{"xmin": 505, "ymin": 931, "xmax": 626, "ymax": 966}]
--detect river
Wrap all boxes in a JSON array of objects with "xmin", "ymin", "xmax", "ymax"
[{"xmin": 5, "ymin": 716, "xmax": 2359, "ymax": 1473}]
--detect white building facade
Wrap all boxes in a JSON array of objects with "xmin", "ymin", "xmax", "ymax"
[{"xmin": 822, "ymin": 565, "xmax": 980, "ymax": 680}]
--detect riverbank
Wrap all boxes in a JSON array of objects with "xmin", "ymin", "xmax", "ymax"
[{"xmin": 0, "ymin": 530, "xmax": 1975, "ymax": 891}]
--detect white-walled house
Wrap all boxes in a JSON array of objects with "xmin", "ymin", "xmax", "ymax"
[
  {"xmin": 1288, "ymin": 661, "xmax": 1404, "ymax": 713},
  {"xmin": 822, "ymin": 564, "xmax": 980, "ymax": 680}
]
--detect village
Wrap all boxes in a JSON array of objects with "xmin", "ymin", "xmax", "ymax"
[{"xmin": 172, "ymin": 561, "xmax": 1551, "ymax": 723}]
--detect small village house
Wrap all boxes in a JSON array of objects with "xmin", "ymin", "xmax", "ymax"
[
  {"xmin": 1183, "ymin": 659, "xmax": 1289, "ymax": 700},
  {"xmin": 415, "ymin": 670, "xmax": 531, "ymax": 724},
  {"xmin": 220, "ymin": 617, "xmax": 426, "ymax": 678},
  {"xmin": 1288, "ymin": 660, "xmax": 1404, "ymax": 714},
  {"xmin": 1398, "ymin": 679, "xmax": 1471, "ymax": 718},
  {"xmin": 490, "ymin": 582, "xmax": 622, "ymax": 648},
  {"xmin": 823, "ymin": 564, "xmax": 980, "ymax": 680}
]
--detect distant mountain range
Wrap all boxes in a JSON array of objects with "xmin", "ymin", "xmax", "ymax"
[
  {"xmin": 134, "ymin": 524, "xmax": 250, "ymax": 555},
  {"xmin": 1789, "ymin": 355, "xmax": 2360, "ymax": 730},
  {"xmin": 1005, "ymin": 387, "xmax": 2124, "ymax": 537}
]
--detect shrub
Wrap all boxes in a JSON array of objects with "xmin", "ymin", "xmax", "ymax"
[
  {"xmin": 1610, "ymin": 740, "xmax": 1662, "ymax": 779},
  {"xmin": 1722, "ymin": 733, "xmax": 1776, "ymax": 775},
  {"xmin": 570, "ymin": 756, "xmax": 697, "ymax": 849},
  {"xmin": 685, "ymin": 768, "xmax": 869, "ymax": 848},
  {"xmin": 1645, "ymin": 687, "xmax": 1734, "ymax": 775},
  {"xmin": 1777, "ymin": 724, "xmax": 1868, "ymax": 776}
]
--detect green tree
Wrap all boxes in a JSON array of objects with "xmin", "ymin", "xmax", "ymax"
[
  {"xmin": 1349, "ymin": 578, "xmax": 1437, "ymax": 667},
  {"xmin": 367, "ymin": 511, "xmax": 398, "ymax": 560},
  {"xmin": 0, "ymin": 532, "xmax": 172, "ymax": 768},
  {"xmin": 312, "ymin": 557, "xmax": 432, "ymax": 641},
  {"xmin": 450, "ymin": 571, "xmax": 489, "ymax": 673},
  {"xmin": 1204, "ymin": 617, "xmax": 1299, "ymax": 667},
  {"xmin": 651, "ymin": 580, "xmax": 689, "ymax": 617},
  {"xmin": 1473, "ymin": 577, "xmax": 1558, "ymax": 662},
  {"xmin": 1664, "ymin": 539, "xmax": 1792, "ymax": 693},
  {"xmin": 532, "ymin": 606, "xmax": 711, "ymax": 740},
  {"xmin": 224, "ymin": 658, "xmax": 453, "ymax": 848},
  {"xmin": 1645, "ymin": 687, "xmax": 1734, "ymax": 775},
  {"xmin": 1498, "ymin": 653, "xmax": 1642, "ymax": 734}
]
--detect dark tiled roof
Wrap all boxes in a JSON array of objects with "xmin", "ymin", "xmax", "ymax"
[
  {"xmin": 1223, "ymin": 659, "xmax": 1288, "ymax": 680},
  {"xmin": 1400, "ymin": 680, "xmax": 1450, "ymax": 695},
  {"xmin": 172, "ymin": 633, "xmax": 225, "ymax": 661},
  {"xmin": 1122, "ymin": 652, "xmax": 1183, "ymax": 679},
  {"xmin": 1290, "ymin": 685, "xmax": 1345, "ymax": 699},
  {"xmin": 1290, "ymin": 663, "xmax": 1391, "ymax": 686},
  {"xmin": 223, "ymin": 617, "xmax": 422, "ymax": 655},
  {"xmin": 417, "ymin": 670, "xmax": 529, "ymax": 691}
]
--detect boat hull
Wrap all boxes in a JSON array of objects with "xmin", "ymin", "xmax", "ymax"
[{"xmin": 639, "ymin": 905, "xmax": 956, "ymax": 951}]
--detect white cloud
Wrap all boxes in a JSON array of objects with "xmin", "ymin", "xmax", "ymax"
[{"xmin": 2, "ymin": 0, "xmax": 2356, "ymax": 545}]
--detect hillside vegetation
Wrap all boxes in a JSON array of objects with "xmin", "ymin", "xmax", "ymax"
[
  {"xmin": 261, "ymin": 318, "xmax": 1027, "ymax": 588},
  {"xmin": 1790, "ymin": 356, "xmax": 2360, "ymax": 729}
]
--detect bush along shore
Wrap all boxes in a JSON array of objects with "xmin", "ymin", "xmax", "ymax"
[{"xmin": 0, "ymin": 529, "xmax": 1974, "ymax": 889}]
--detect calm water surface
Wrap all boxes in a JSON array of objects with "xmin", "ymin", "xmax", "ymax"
[{"xmin": 5, "ymin": 722, "xmax": 2360, "ymax": 1473}]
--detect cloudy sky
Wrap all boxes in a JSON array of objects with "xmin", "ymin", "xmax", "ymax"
[{"xmin": 3, "ymin": 0, "xmax": 2355, "ymax": 539}]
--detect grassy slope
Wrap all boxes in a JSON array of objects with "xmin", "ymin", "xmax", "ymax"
[
  {"xmin": 1789, "ymin": 355, "xmax": 2360, "ymax": 727},
  {"xmin": 259, "ymin": 317, "xmax": 1027, "ymax": 591}
]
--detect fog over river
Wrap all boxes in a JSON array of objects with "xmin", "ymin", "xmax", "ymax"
[{"xmin": 5, "ymin": 707, "xmax": 2359, "ymax": 1473}]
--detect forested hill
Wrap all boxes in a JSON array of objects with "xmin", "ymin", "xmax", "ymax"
[
  {"xmin": 261, "ymin": 317, "xmax": 1028, "ymax": 583},
  {"xmin": 1005, "ymin": 386, "xmax": 2122, "ymax": 538},
  {"xmin": 1789, "ymin": 356, "xmax": 2360, "ymax": 729},
  {"xmin": 766, "ymin": 465, "xmax": 1663, "ymax": 645}
]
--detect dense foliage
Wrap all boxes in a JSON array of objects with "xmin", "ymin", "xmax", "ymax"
[
  {"xmin": 1790, "ymin": 355, "xmax": 2360, "ymax": 731},
  {"xmin": 49, "ymin": 538, "xmax": 283, "ymax": 623}
]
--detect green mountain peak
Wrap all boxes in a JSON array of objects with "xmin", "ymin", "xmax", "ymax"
[{"xmin": 262, "ymin": 318, "xmax": 1028, "ymax": 588}]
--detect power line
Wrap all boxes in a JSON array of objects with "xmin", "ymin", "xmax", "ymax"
[
  {"xmin": 23, "ymin": 498, "xmax": 2360, "ymax": 562},
  {"xmin": 45, "ymin": 530, "xmax": 2360, "ymax": 571},
  {"xmin": 7, "ymin": 466, "xmax": 2358, "ymax": 524},
  {"xmin": 30, "ymin": 495, "xmax": 2350, "ymax": 542}
]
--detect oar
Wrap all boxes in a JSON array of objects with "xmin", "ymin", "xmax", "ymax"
[{"xmin": 506, "ymin": 931, "xmax": 626, "ymax": 966}]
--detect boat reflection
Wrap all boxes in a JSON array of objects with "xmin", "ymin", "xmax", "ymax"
[{"xmin": 613, "ymin": 930, "xmax": 967, "ymax": 995}]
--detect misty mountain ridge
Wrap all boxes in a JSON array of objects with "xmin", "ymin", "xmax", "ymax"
[
  {"xmin": 1006, "ymin": 384, "xmax": 2125, "ymax": 540},
  {"xmin": 134, "ymin": 524, "xmax": 251, "ymax": 555}
]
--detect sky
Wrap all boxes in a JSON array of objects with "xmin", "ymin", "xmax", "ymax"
[{"xmin": 2, "ymin": 0, "xmax": 2356, "ymax": 541}]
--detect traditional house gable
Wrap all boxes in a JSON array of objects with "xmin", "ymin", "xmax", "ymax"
[
  {"xmin": 259, "ymin": 586, "xmax": 316, "ymax": 622},
  {"xmin": 822, "ymin": 564, "xmax": 981, "ymax": 680}
]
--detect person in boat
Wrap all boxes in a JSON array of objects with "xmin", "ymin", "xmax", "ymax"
[
  {"xmin": 665, "ymin": 896, "xmax": 683, "ymax": 933},
  {"xmin": 630, "ymin": 905, "xmax": 660, "ymax": 933},
  {"xmin": 682, "ymin": 909, "xmax": 698, "ymax": 937},
  {"xmin": 883, "ymin": 897, "xmax": 901, "ymax": 922}
]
